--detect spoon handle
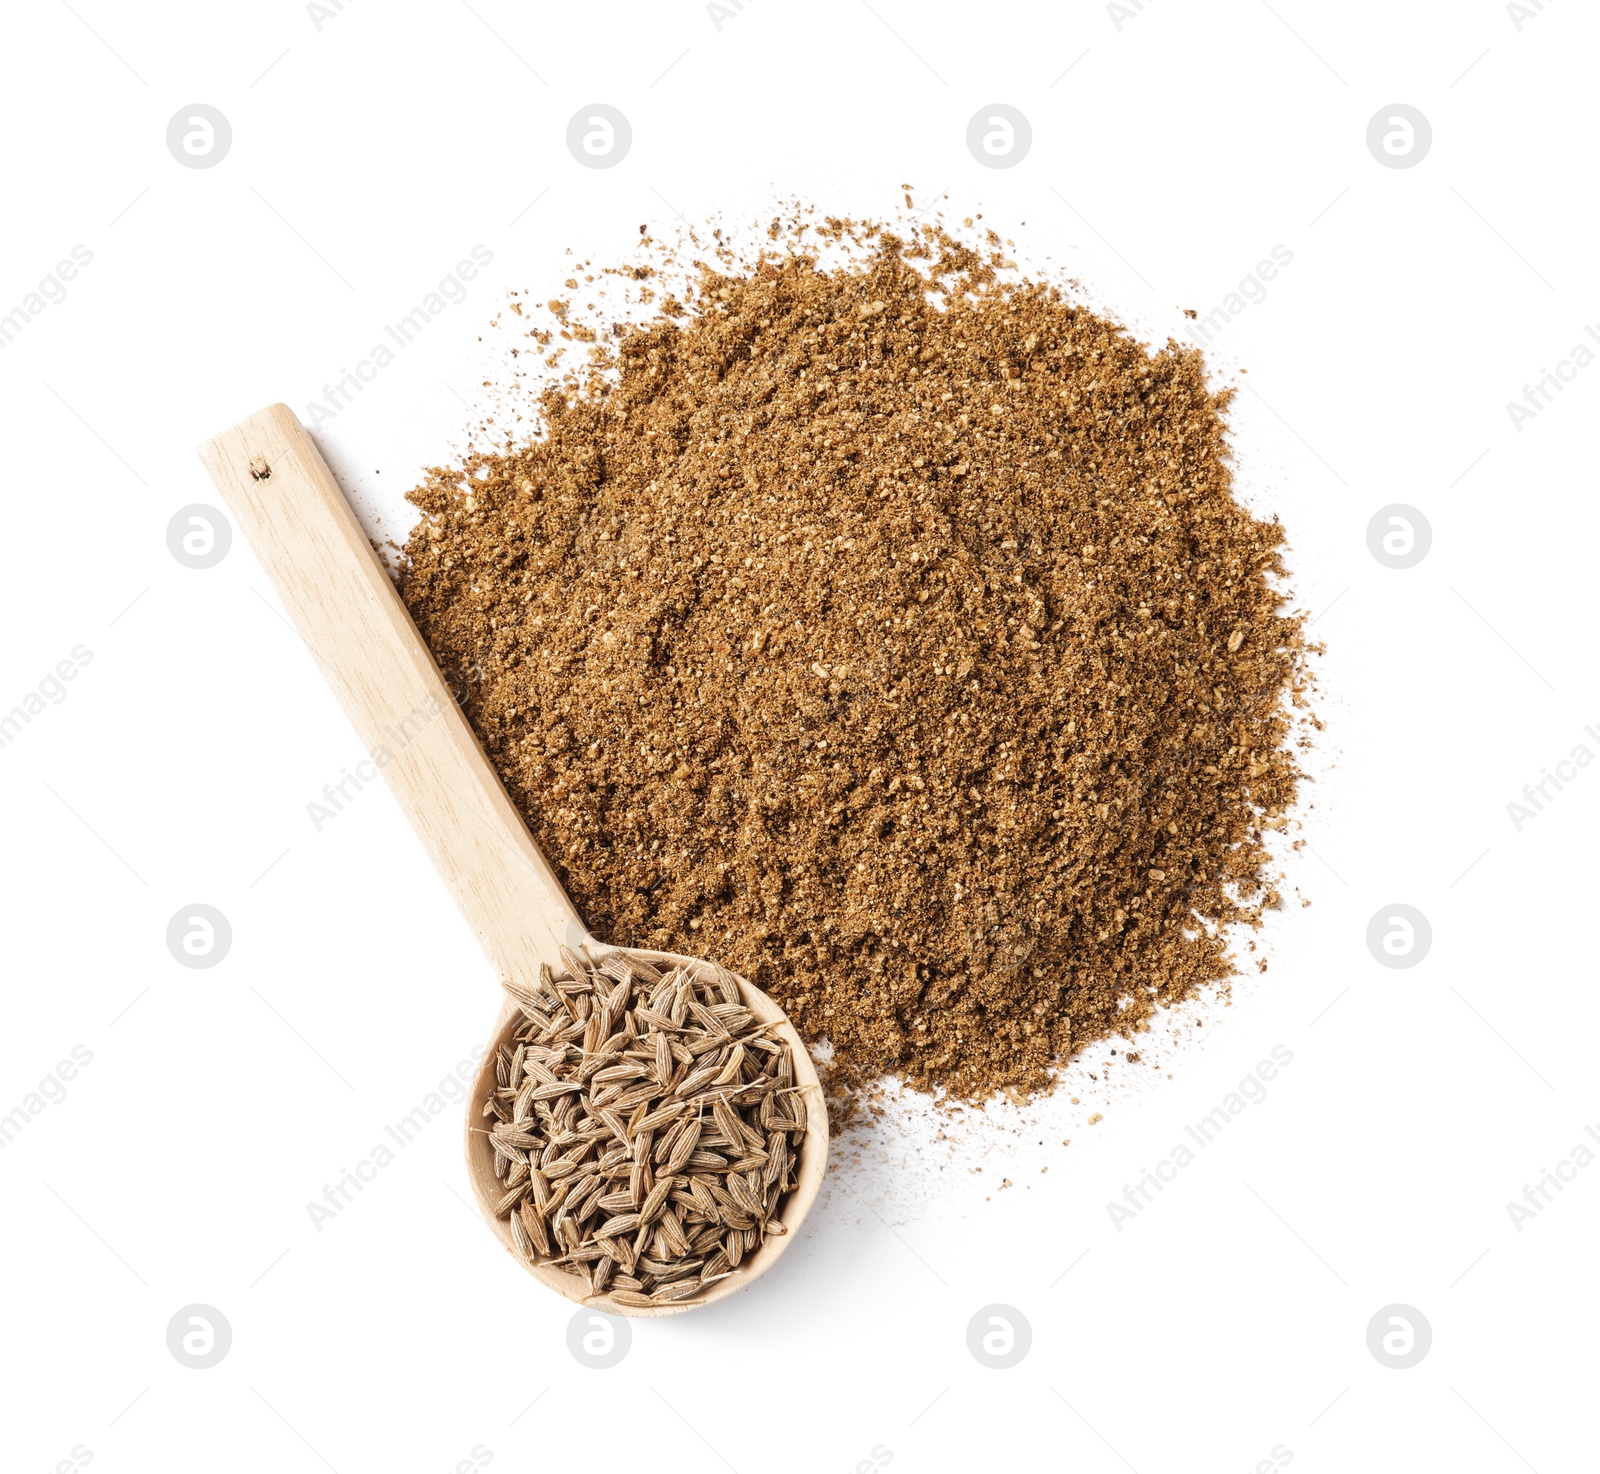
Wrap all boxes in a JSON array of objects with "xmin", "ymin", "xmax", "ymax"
[{"xmin": 198, "ymin": 402, "xmax": 589, "ymax": 989}]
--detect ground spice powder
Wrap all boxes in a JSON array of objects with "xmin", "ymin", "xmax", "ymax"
[{"xmin": 399, "ymin": 216, "xmax": 1310, "ymax": 1116}]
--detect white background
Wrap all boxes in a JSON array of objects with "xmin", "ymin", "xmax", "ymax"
[{"xmin": 2, "ymin": 1, "xmax": 1596, "ymax": 1470}]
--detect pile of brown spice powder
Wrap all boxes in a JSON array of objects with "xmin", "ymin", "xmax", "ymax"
[{"xmin": 399, "ymin": 214, "xmax": 1312, "ymax": 1119}]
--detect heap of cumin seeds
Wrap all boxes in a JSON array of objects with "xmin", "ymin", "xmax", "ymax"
[{"xmin": 485, "ymin": 948, "xmax": 808, "ymax": 1308}]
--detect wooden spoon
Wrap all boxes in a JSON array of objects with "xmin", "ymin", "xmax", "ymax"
[{"xmin": 198, "ymin": 404, "xmax": 828, "ymax": 1317}]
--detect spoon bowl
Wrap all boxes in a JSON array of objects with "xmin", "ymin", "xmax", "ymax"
[
  {"xmin": 465, "ymin": 944, "xmax": 827, "ymax": 1316},
  {"xmin": 201, "ymin": 404, "xmax": 829, "ymax": 1315}
]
